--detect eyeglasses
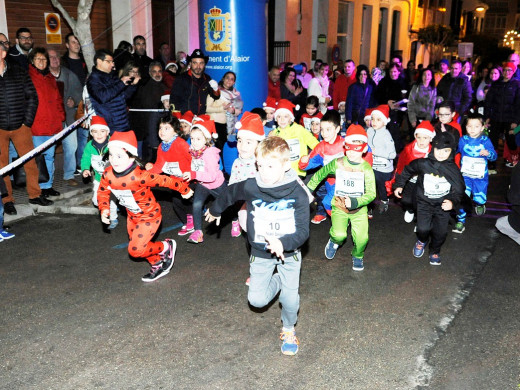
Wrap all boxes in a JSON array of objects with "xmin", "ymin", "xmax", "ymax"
[
  {"xmin": 0, "ymin": 40, "xmax": 10, "ymax": 46},
  {"xmin": 503, "ymin": 69, "xmax": 514, "ymax": 73},
  {"xmin": 18, "ymin": 36, "xmax": 33, "ymax": 41},
  {"xmin": 34, "ymin": 57, "xmax": 47, "ymax": 62}
]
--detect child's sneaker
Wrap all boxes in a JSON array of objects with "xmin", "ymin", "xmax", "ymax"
[
  {"xmin": 429, "ymin": 253, "xmax": 441, "ymax": 266},
  {"xmin": 367, "ymin": 209, "xmax": 373, "ymax": 220},
  {"xmin": 108, "ymin": 219, "xmax": 118, "ymax": 230},
  {"xmin": 452, "ymin": 222, "xmax": 465, "ymax": 234},
  {"xmin": 187, "ymin": 229, "xmax": 203, "ymax": 244},
  {"xmin": 413, "ymin": 240, "xmax": 426, "ymax": 258},
  {"xmin": 311, "ymin": 214, "xmax": 327, "ymax": 224},
  {"xmin": 141, "ymin": 261, "xmax": 167, "ymax": 282},
  {"xmin": 160, "ymin": 238, "xmax": 176, "ymax": 273},
  {"xmin": 352, "ymin": 256, "xmax": 364, "ymax": 271},
  {"xmin": 178, "ymin": 214, "xmax": 195, "ymax": 236},
  {"xmin": 324, "ymin": 239, "xmax": 339, "ymax": 260},
  {"xmin": 231, "ymin": 220, "xmax": 241, "ymax": 237},
  {"xmin": 488, "ymin": 169, "xmax": 497, "ymax": 175},
  {"xmin": 475, "ymin": 204, "xmax": 486, "ymax": 216},
  {"xmin": 245, "ymin": 277, "xmax": 250, "ymax": 286},
  {"xmin": 0, "ymin": 230, "xmax": 15, "ymax": 242},
  {"xmin": 280, "ymin": 329, "xmax": 299, "ymax": 355},
  {"xmin": 404, "ymin": 210, "xmax": 414, "ymax": 223},
  {"xmin": 378, "ymin": 200, "xmax": 389, "ymax": 214}
]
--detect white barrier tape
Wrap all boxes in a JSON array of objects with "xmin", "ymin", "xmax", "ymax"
[
  {"xmin": 0, "ymin": 114, "xmax": 90, "ymax": 177},
  {"xmin": 129, "ymin": 109, "xmax": 168, "ymax": 112}
]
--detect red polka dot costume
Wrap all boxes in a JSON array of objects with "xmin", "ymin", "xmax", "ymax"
[{"xmin": 98, "ymin": 132, "xmax": 191, "ymax": 266}]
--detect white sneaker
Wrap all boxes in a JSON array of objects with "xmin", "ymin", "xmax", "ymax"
[{"xmin": 404, "ymin": 211, "xmax": 414, "ymax": 223}]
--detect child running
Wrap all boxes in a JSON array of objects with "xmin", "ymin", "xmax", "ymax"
[
  {"xmin": 205, "ymin": 136, "xmax": 310, "ymax": 356},
  {"xmin": 394, "ymin": 131, "xmax": 465, "ymax": 265},
  {"xmin": 97, "ymin": 131, "xmax": 193, "ymax": 282},
  {"xmin": 453, "ymin": 113, "xmax": 497, "ymax": 233},
  {"xmin": 81, "ymin": 115, "xmax": 119, "ymax": 229},
  {"xmin": 308, "ymin": 124, "xmax": 376, "ymax": 271}
]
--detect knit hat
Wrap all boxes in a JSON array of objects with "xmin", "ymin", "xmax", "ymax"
[
  {"xmin": 414, "ymin": 121, "xmax": 435, "ymax": 139},
  {"xmin": 504, "ymin": 62, "xmax": 517, "ymax": 74},
  {"xmin": 235, "ymin": 111, "xmax": 265, "ymax": 141},
  {"xmin": 274, "ymin": 99, "xmax": 299, "ymax": 121},
  {"xmin": 90, "ymin": 115, "xmax": 110, "ymax": 133},
  {"xmin": 161, "ymin": 90, "xmax": 170, "ymax": 102},
  {"xmin": 108, "ymin": 131, "xmax": 138, "ymax": 156},
  {"xmin": 364, "ymin": 107, "xmax": 374, "ymax": 122},
  {"xmin": 263, "ymin": 96, "xmax": 278, "ymax": 111},
  {"xmin": 440, "ymin": 59, "xmax": 449, "ymax": 66},
  {"xmin": 192, "ymin": 118, "xmax": 218, "ymax": 140},
  {"xmin": 371, "ymin": 105, "xmax": 390, "ymax": 124},
  {"xmin": 345, "ymin": 124, "xmax": 368, "ymax": 143},
  {"xmin": 180, "ymin": 110, "xmax": 194, "ymax": 126},
  {"xmin": 432, "ymin": 131, "xmax": 457, "ymax": 151}
]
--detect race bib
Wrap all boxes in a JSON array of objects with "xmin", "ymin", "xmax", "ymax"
[
  {"xmin": 372, "ymin": 156, "xmax": 387, "ymax": 168},
  {"xmin": 91, "ymin": 155, "xmax": 106, "ymax": 174},
  {"xmin": 191, "ymin": 159, "xmax": 205, "ymax": 172},
  {"xmin": 287, "ymin": 139, "xmax": 300, "ymax": 162},
  {"xmin": 323, "ymin": 152, "xmax": 344, "ymax": 166},
  {"xmin": 423, "ymin": 174, "xmax": 451, "ymax": 199},
  {"xmin": 302, "ymin": 117, "xmax": 312, "ymax": 131},
  {"xmin": 252, "ymin": 199, "xmax": 296, "ymax": 244},
  {"xmin": 110, "ymin": 188, "xmax": 142, "ymax": 214},
  {"xmin": 162, "ymin": 162, "xmax": 183, "ymax": 177},
  {"xmin": 461, "ymin": 156, "xmax": 486, "ymax": 179},
  {"xmin": 335, "ymin": 170, "xmax": 365, "ymax": 197}
]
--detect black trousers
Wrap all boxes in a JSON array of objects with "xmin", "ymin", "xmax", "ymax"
[{"xmin": 416, "ymin": 200, "xmax": 451, "ymax": 255}]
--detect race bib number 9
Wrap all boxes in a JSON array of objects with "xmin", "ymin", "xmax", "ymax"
[
  {"xmin": 335, "ymin": 170, "xmax": 365, "ymax": 197},
  {"xmin": 287, "ymin": 139, "xmax": 300, "ymax": 162},
  {"xmin": 461, "ymin": 156, "xmax": 486, "ymax": 179},
  {"xmin": 162, "ymin": 162, "xmax": 183, "ymax": 177},
  {"xmin": 423, "ymin": 174, "xmax": 451, "ymax": 199},
  {"xmin": 110, "ymin": 188, "xmax": 142, "ymax": 214},
  {"xmin": 91, "ymin": 155, "xmax": 106, "ymax": 174},
  {"xmin": 252, "ymin": 199, "xmax": 296, "ymax": 244}
]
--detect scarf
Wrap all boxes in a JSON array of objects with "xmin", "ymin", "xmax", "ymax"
[
  {"xmin": 161, "ymin": 136, "xmax": 177, "ymax": 152},
  {"xmin": 189, "ymin": 145, "xmax": 207, "ymax": 159}
]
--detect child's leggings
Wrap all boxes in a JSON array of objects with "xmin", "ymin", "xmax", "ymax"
[
  {"xmin": 126, "ymin": 213, "xmax": 164, "ymax": 265},
  {"xmin": 192, "ymin": 182, "xmax": 227, "ymax": 230},
  {"xmin": 457, "ymin": 176, "xmax": 488, "ymax": 223},
  {"xmin": 329, "ymin": 204, "xmax": 369, "ymax": 259},
  {"xmin": 416, "ymin": 201, "xmax": 450, "ymax": 255}
]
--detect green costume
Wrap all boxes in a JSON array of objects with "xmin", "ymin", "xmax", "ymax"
[
  {"xmin": 308, "ymin": 157, "xmax": 376, "ymax": 258},
  {"xmin": 80, "ymin": 139, "xmax": 109, "ymax": 181}
]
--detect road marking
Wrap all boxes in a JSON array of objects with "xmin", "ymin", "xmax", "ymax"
[{"xmin": 112, "ymin": 222, "xmax": 183, "ymax": 249}]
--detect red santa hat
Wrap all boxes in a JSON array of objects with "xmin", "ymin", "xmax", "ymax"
[
  {"xmin": 364, "ymin": 107, "xmax": 374, "ymax": 122},
  {"xmin": 345, "ymin": 124, "xmax": 368, "ymax": 143},
  {"xmin": 310, "ymin": 117, "xmax": 321, "ymax": 123},
  {"xmin": 192, "ymin": 114, "xmax": 211, "ymax": 123},
  {"xmin": 235, "ymin": 111, "xmax": 265, "ymax": 141},
  {"xmin": 192, "ymin": 118, "xmax": 218, "ymax": 140},
  {"xmin": 161, "ymin": 90, "xmax": 170, "ymax": 102},
  {"xmin": 108, "ymin": 131, "xmax": 138, "ymax": 156},
  {"xmin": 414, "ymin": 120, "xmax": 436, "ymax": 139},
  {"xmin": 504, "ymin": 62, "xmax": 517, "ymax": 74},
  {"xmin": 90, "ymin": 115, "xmax": 110, "ymax": 133},
  {"xmin": 274, "ymin": 99, "xmax": 299, "ymax": 121},
  {"xmin": 165, "ymin": 62, "xmax": 178, "ymax": 71},
  {"xmin": 263, "ymin": 96, "xmax": 278, "ymax": 112},
  {"xmin": 171, "ymin": 110, "xmax": 181, "ymax": 119},
  {"xmin": 180, "ymin": 110, "xmax": 194, "ymax": 126},
  {"xmin": 371, "ymin": 105, "xmax": 391, "ymax": 124}
]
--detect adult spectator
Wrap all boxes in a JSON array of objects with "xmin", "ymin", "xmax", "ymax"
[
  {"xmin": 0, "ymin": 33, "xmax": 9, "ymax": 51},
  {"xmin": 267, "ymin": 65, "xmax": 281, "ymax": 101},
  {"xmin": 333, "ymin": 59, "xmax": 356, "ymax": 109},
  {"xmin": 508, "ymin": 53, "xmax": 520, "ymax": 81},
  {"xmin": 176, "ymin": 51, "xmax": 187, "ymax": 71},
  {"xmin": 61, "ymin": 33, "xmax": 87, "ymax": 86},
  {"xmin": 113, "ymin": 40, "xmax": 133, "ymax": 72},
  {"xmin": 390, "ymin": 54, "xmax": 404, "ymax": 75},
  {"xmin": 28, "ymin": 47, "xmax": 65, "ymax": 198},
  {"xmin": 155, "ymin": 42, "xmax": 172, "ymax": 69},
  {"xmin": 132, "ymin": 35, "xmax": 153, "ymax": 82},
  {"xmin": 48, "ymin": 48, "xmax": 83, "ymax": 186},
  {"xmin": 169, "ymin": 49, "xmax": 219, "ymax": 115},
  {"xmin": 309, "ymin": 59, "xmax": 323, "ymax": 78},
  {"xmin": 296, "ymin": 62, "xmax": 312, "ymax": 89},
  {"xmin": 462, "ymin": 60, "xmax": 473, "ymax": 82},
  {"xmin": 87, "ymin": 49, "xmax": 139, "ymax": 133},
  {"xmin": 8, "ymin": 28, "xmax": 33, "ymax": 69},
  {"xmin": 484, "ymin": 62, "xmax": 520, "ymax": 167},
  {"xmin": 0, "ymin": 37, "xmax": 50, "ymax": 215},
  {"xmin": 345, "ymin": 65, "xmax": 376, "ymax": 124},
  {"xmin": 404, "ymin": 60, "xmax": 418, "ymax": 88},
  {"xmin": 280, "ymin": 67, "xmax": 304, "ymax": 104},
  {"xmin": 308, "ymin": 62, "xmax": 331, "ymax": 112},
  {"xmin": 475, "ymin": 66, "xmax": 493, "ymax": 104},
  {"xmin": 407, "ymin": 68, "xmax": 437, "ymax": 135},
  {"xmin": 434, "ymin": 59, "xmax": 449, "ymax": 86},
  {"xmin": 437, "ymin": 60, "xmax": 473, "ymax": 118}
]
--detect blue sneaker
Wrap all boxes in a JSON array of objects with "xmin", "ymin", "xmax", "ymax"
[
  {"xmin": 108, "ymin": 219, "xmax": 118, "ymax": 230},
  {"xmin": 413, "ymin": 240, "xmax": 425, "ymax": 258},
  {"xmin": 429, "ymin": 253, "xmax": 441, "ymax": 266},
  {"xmin": 324, "ymin": 239, "xmax": 339, "ymax": 260},
  {"xmin": 352, "ymin": 256, "xmax": 364, "ymax": 271},
  {"xmin": 280, "ymin": 329, "xmax": 299, "ymax": 355},
  {"xmin": 0, "ymin": 230, "xmax": 15, "ymax": 242}
]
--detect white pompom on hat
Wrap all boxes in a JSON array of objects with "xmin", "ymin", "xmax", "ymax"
[
  {"xmin": 191, "ymin": 118, "xmax": 218, "ymax": 140},
  {"xmin": 263, "ymin": 96, "xmax": 278, "ymax": 111},
  {"xmin": 274, "ymin": 99, "xmax": 299, "ymax": 121},
  {"xmin": 108, "ymin": 130, "xmax": 138, "ymax": 156},
  {"xmin": 235, "ymin": 111, "xmax": 265, "ymax": 141}
]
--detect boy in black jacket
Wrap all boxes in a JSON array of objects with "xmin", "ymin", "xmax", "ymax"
[
  {"xmin": 394, "ymin": 132, "xmax": 465, "ymax": 265},
  {"xmin": 205, "ymin": 136, "xmax": 310, "ymax": 356}
]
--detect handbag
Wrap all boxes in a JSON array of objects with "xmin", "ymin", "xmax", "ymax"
[{"xmin": 12, "ymin": 154, "xmax": 50, "ymax": 187}]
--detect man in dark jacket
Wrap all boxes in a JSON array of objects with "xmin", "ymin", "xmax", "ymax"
[
  {"xmin": 87, "ymin": 49, "xmax": 139, "ymax": 134},
  {"xmin": 61, "ymin": 33, "xmax": 88, "ymax": 86},
  {"xmin": 0, "ymin": 40, "xmax": 52, "ymax": 215},
  {"xmin": 132, "ymin": 35, "xmax": 153, "ymax": 83},
  {"xmin": 437, "ymin": 60, "xmax": 473, "ymax": 117},
  {"xmin": 7, "ymin": 27, "xmax": 33, "ymax": 70},
  {"xmin": 169, "ymin": 49, "xmax": 220, "ymax": 115}
]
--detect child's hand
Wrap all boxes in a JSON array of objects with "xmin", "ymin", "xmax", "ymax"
[
  {"xmin": 300, "ymin": 155, "xmax": 310, "ymax": 165},
  {"xmin": 145, "ymin": 162, "xmax": 153, "ymax": 170},
  {"xmin": 182, "ymin": 189, "xmax": 194, "ymax": 199},
  {"xmin": 82, "ymin": 170, "xmax": 91, "ymax": 178},
  {"xmin": 265, "ymin": 237, "xmax": 285, "ymax": 260},
  {"xmin": 479, "ymin": 149, "xmax": 489, "ymax": 157},
  {"xmin": 183, "ymin": 172, "xmax": 192, "ymax": 181},
  {"xmin": 344, "ymin": 197, "xmax": 352, "ymax": 208},
  {"xmin": 204, "ymin": 209, "xmax": 221, "ymax": 226},
  {"xmin": 100, "ymin": 209, "xmax": 110, "ymax": 224},
  {"xmin": 394, "ymin": 188, "xmax": 403, "ymax": 198},
  {"xmin": 441, "ymin": 199, "xmax": 453, "ymax": 211}
]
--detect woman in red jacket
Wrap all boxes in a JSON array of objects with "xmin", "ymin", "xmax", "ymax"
[{"xmin": 28, "ymin": 47, "xmax": 65, "ymax": 197}]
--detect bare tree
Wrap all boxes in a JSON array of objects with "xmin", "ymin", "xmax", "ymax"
[{"xmin": 50, "ymin": 0, "xmax": 95, "ymax": 72}]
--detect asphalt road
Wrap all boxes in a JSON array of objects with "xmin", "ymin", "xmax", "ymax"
[{"xmin": 0, "ymin": 173, "xmax": 518, "ymax": 390}]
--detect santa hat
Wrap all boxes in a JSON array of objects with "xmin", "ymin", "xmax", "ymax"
[
  {"xmin": 165, "ymin": 62, "xmax": 178, "ymax": 71},
  {"xmin": 263, "ymin": 96, "xmax": 278, "ymax": 111},
  {"xmin": 235, "ymin": 111, "xmax": 265, "ymax": 141},
  {"xmin": 345, "ymin": 124, "xmax": 368, "ymax": 143},
  {"xmin": 192, "ymin": 118, "xmax": 218, "ymax": 140},
  {"xmin": 310, "ymin": 117, "xmax": 321, "ymax": 123},
  {"xmin": 504, "ymin": 62, "xmax": 517, "ymax": 74},
  {"xmin": 274, "ymin": 99, "xmax": 299, "ymax": 121},
  {"xmin": 90, "ymin": 115, "xmax": 109, "ymax": 133},
  {"xmin": 108, "ymin": 131, "xmax": 138, "ymax": 156},
  {"xmin": 171, "ymin": 110, "xmax": 181, "ymax": 119},
  {"xmin": 161, "ymin": 90, "xmax": 170, "ymax": 102},
  {"xmin": 180, "ymin": 111, "xmax": 194, "ymax": 126},
  {"xmin": 192, "ymin": 114, "xmax": 211, "ymax": 123},
  {"xmin": 371, "ymin": 105, "xmax": 390, "ymax": 124},
  {"xmin": 364, "ymin": 107, "xmax": 374, "ymax": 122},
  {"xmin": 414, "ymin": 121, "xmax": 435, "ymax": 139}
]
